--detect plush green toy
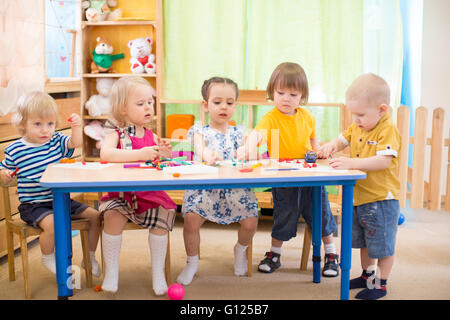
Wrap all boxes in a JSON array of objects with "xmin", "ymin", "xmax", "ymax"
[
  {"xmin": 91, "ymin": 37, "xmax": 124, "ymax": 73},
  {"xmin": 82, "ymin": 0, "xmax": 118, "ymax": 22}
]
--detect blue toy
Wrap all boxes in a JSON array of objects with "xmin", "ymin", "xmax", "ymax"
[
  {"xmin": 398, "ymin": 213, "xmax": 405, "ymax": 225},
  {"xmin": 304, "ymin": 151, "xmax": 317, "ymax": 163}
]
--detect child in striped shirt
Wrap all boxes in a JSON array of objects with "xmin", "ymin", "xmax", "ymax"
[{"xmin": 0, "ymin": 91, "xmax": 101, "ymax": 277}]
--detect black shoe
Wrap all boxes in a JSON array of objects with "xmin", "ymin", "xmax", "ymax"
[
  {"xmin": 258, "ymin": 251, "xmax": 281, "ymax": 273},
  {"xmin": 322, "ymin": 253, "xmax": 339, "ymax": 277}
]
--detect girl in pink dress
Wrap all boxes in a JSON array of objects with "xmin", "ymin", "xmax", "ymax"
[{"xmin": 98, "ymin": 76, "xmax": 176, "ymax": 295}]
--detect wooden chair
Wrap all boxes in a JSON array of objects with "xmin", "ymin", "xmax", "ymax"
[
  {"xmin": 94, "ymin": 192, "xmax": 172, "ymax": 284},
  {"xmin": 1, "ymin": 181, "xmax": 94, "ymax": 299}
]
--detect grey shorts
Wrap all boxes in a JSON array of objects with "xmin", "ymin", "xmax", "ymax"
[
  {"xmin": 352, "ymin": 200, "xmax": 400, "ymax": 259},
  {"xmin": 271, "ymin": 186, "xmax": 337, "ymax": 241}
]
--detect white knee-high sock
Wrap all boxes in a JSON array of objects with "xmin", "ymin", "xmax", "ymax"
[
  {"xmin": 177, "ymin": 255, "xmax": 199, "ymax": 286},
  {"xmin": 234, "ymin": 242, "xmax": 248, "ymax": 276},
  {"xmin": 101, "ymin": 231, "xmax": 122, "ymax": 293},
  {"xmin": 148, "ymin": 233, "xmax": 168, "ymax": 296}
]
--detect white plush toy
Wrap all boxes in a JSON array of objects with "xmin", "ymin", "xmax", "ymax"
[
  {"xmin": 85, "ymin": 78, "xmax": 115, "ymax": 117},
  {"xmin": 84, "ymin": 120, "xmax": 106, "ymax": 149},
  {"xmin": 128, "ymin": 37, "xmax": 156, "ymax": 74},
  {"xmin": 82, "ymin": 0, "xmax": 122, "ymax": 22}
]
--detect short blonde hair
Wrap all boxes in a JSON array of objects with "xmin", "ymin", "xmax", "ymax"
[
  {"xmin": 12, "ymin": 91, "xmax": 59, "ymax": 136},
  {"xmin": 346, "ymin": 73, "xmax": 390, "ymax": 107},
  {"xmin": 266, "ymin": 62, "xmax": 309, "ymax": 105},
  {"xmin": 109, "ymin": 76, "xmax": 154, "ymax": 127}
]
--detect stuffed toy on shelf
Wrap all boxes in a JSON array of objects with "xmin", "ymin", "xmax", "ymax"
[
  {"xmin": 85, "ymin": 78, "xmax": 116, "ymax": 117},
  {"xmin": 91, "ymin": 37, "xmax": 124, "ymax": 73},
  {"xmin": 82, "ymin": 0, "xmax": 122, "ymax": 22},
  {"xmin": 84, "ymin": 120, "xmax": 107, "ymax": 149},
  {"xmin": 128, "ymin": 37, "xmax": 156, "ymax": 74}
]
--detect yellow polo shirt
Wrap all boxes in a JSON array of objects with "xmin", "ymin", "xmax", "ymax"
[
  {"xmin": 254, "ymin": 107, "xmax": 316, "ymax": 159},
  {"xmin": 340, "ymin": 114, "xmax": 401, "ymax": 206}
]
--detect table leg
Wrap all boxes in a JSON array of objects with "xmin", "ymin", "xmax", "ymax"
[
  {"xmin": 53, "ymin": 191, "xmax": 73, "ymax": 299},
  {"xmin": 340, "ymin": 184, "xmax": 354, "ymax": 300},
  {"xmin": 312, "ymin": 186, "xmax": 322, "ymax": 283}
]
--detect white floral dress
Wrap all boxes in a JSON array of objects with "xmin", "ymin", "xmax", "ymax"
[{"xmin": 181, "ymin": 124, "xmax": 259, "ymax": 224}]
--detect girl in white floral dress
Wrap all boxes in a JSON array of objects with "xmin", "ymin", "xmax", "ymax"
[{"xmin": 177, "ymin": 77, "xmax": 259, "ymax": 285}]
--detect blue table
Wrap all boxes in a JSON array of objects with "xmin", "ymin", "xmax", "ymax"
[{"xmin": 40, "ymin": 161, "xmax": 365, "ymax": 300}]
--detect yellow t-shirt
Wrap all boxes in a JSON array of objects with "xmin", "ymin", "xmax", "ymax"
[
  {"xmin": 340, "ymin": 114, "xmax": 401, "ymax": 206},
  {"xmin": 254, "ymin": 107, "xmax": 316, "ymax": 159}
]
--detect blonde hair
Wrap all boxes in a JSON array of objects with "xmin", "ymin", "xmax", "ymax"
[
  {"xmin": 346, "ymin": 73, "xmax": 390, "ymax": 107},
  {"xmin": 12, "ymin": 91, "xmax": 59, "ymax": 136},
  {"xmin": 266, "ymin": 62, "xmax": 309, "ymax": 105},
  {"xmin": 109, "ymin": 76, "xmax": 155, "ymax": 127}
]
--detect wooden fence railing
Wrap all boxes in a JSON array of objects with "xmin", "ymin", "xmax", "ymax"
[{"xmin": 396, "ymin": 106, "xmax": 449, "ymax": 211}]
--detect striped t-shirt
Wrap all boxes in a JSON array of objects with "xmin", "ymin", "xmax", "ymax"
[{"xmin": 0, "ymin": 132, "xmax": 74, "ymax": 203}]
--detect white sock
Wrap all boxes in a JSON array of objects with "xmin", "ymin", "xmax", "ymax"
[
  {"xmin": 177, "ymin": 255, "xmax": 199, "ymax": 286},
  {"xmin": 234, "ymin": 242, "xmax": 248, "ymax": 276},
  {"xmin": 324, "ymin": 243, "xmax": 337, "ymax": 254},
  {"xmin": 81, "ymin": 251, "xmax": 102, "ymax": 277},
  {"xmin": 148, "ymin": 233, "xmax": 168, "ymax": 296},
  {"xmin": 101, "ymin": 231, "xmax": 122, "ymax": 293},
  {"xmin": 270, "ymin": 246, "xmax": 282, "ymax": 255},
  {"xmin": 42, "ymin": 252, "xmax": 56, "ymax": 274}
]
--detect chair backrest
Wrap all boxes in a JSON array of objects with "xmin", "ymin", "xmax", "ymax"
[{"xmin": 1, "ymin": 179, "xmax": 17, "ymax": 221}]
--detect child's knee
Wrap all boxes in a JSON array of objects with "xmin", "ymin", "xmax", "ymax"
[{"xmin": 38, "ymin": 214, "xmax": 54, "ymax": 233}]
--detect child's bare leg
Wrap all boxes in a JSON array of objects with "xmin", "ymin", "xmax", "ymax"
[
  {"xmin": 377, "ymin": 255, "xmax": 394, "ymax": 280},
  {"xmin": 177, "ymin": 212, "xmax": 205, "ymax": 285},
  {"xmin": 235, "ymin": 217, "xmax": 258, "ymax": 276},
  {"xmin": 361, "ymin": 248, "xmax": 377, "ymax": 270},
  {"xmin": 38, "ymin": 215, "xmax": 54, "ymax": 254},
  {"xmin": 73, "ymin": 207, "xmax": 101, "ymax": 276},
  {"xmin": 182, "ymin": 212, "xmax": 206, "ymax": 256},
  {"xmin": 38, "ymin": 215, "xmax": 56, "ymax": 273},
  {"xmin": 101, "ymin": 209, "xmax": 127, "ymax": 292},
  {"xmin": 148, "ymin": 227, "xmax": 169, "ymax": 295}
]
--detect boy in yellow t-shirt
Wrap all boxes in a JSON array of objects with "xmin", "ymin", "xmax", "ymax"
[
  {"xmin": 318, "ymin": 73, "xmax": 401, "ymax": 300},
  {"xmin": 238, "ymin": 62, "xmax": 340, "ymax": 277}
]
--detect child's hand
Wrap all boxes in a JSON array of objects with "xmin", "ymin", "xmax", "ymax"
[
  {"xmin": 0, "ymin": 169, "xmax": 13, "ymax": 185},
  {"xmin": 203, "ymin": 148, "xmax": 222, "ymax": 165},
  {"xmin": 68, "ymin": 113, "xmax": 82, "ymax": 127},
  {"xmin": 329, "ymin": 157, "xmax": 353, "ymax": 170},
  {"xmin": 236, "ymin": 146, "xmax": 247, "ymax": 161},
  {"xmin": 140, "ymin": 146, "xmax": 160, "ymax": 161},
  {"xmin": 158, "ymin": 138, "xmax": 172, "ymax": 158},
  {"xmin": 317, "ymin": 143, "xmax": 337, "ymax": 159}
]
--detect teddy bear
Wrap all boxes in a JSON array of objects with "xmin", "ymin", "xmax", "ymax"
[
  {"xmin": 85, "ymin": 78, "xmax": 116, "ymax": 117},
  {"xmin": 91, "ymin": 37, "xmax": 124, "ymax": 73},
  {"xmin": 84, "ymin": 120, "xmax": 106, "ymax": 149},
  {"xmin": 128, "ymin": 37, "xmax": 156, "ymax": 74},
  {"xmin": 82, "ymin": 0, "xmax": 122, "ymax": 22}
]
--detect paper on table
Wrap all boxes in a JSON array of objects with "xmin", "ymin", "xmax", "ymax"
[
  {"xmin": 162, "ymin": 164, "xmax": 219, "ymax": 174},
  {"xmin": 277, "ymin": 162, "xmax": 350, "ymax": 173},
  {"xmin": 53, "ymin": 162, "xmax": 115, "ymax": 170}
]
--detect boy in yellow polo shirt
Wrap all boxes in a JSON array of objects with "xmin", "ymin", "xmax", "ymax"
[
  {"xmin": 318, "ymin": 73, "xmax": 401, "ymax": 300},
  {"xmin": 238, "ymin": 62, "xmax": 340, "ymax": 277}
]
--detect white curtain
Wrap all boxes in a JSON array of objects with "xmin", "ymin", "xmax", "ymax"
[{"xmin": 0, "ymin": 0, "xmax": 45, "ymax": 115}]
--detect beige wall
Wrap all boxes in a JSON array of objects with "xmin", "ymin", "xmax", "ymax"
[
  {"xmin": 421, "ymin": 0, "xmax": 450, "ymax": 201},
  {"xmin": 0, "ymin": 0, "xmax": 45, "ymax": 115}
]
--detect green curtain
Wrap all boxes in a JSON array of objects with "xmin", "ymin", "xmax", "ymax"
[
  {"xmin": 245, "ymin": 0, "xmax": 363, "ymax": 142},
  {"xmin": 164, "ymin": 0, "xmax": 364, "ymax": 142},
  {"xmin": 163, "ymin": 0, "xmax": 247, "ymax": 127}
]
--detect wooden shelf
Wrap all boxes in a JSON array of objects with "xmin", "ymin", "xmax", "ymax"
[
  {"xmin": 45, "ymin": 78, "xmax": 81, "ymax": 93},
  {"xmin": 82, "ymin": 73, "xmax": 156, "ymax": 78},
  {"xmin": 82, "ymin": 21, "xmax": 156, "ymax": 28}
]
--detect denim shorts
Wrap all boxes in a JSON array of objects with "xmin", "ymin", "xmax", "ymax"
[
  {"xmin": 271, "ymin": 186, "xmax": 337, "ymax": 241},
  {"xmin": 18, "ymin": 200, "xmax": 89, "ymax": 228},
  {"xmin": 352, "ymin": 199, "xmax": 400, "ymax": 259}
]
